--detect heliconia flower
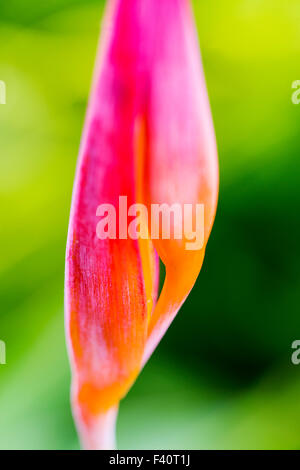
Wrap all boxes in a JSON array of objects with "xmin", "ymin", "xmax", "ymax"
[{"xmin": 65, "ymin": 0, "xmax": 218, "ymax": 450}]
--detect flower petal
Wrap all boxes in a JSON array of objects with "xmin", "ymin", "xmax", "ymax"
[
  {"xmin": 65, "ymin": 1, "xmax": 158, "ymax": 448},
  {"xmin": 137, "ymin": 0, "xmax": 219, "ymax": 363}
]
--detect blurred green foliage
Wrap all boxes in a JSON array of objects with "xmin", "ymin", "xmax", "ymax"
[{"xmin": 0, "ymin": 0, "xmax": 300, "ymax": 449}]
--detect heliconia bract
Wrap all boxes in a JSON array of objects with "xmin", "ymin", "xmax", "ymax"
[{"xmin": 65, "ymin": 0, "xmax": 218, "ymax": 449}]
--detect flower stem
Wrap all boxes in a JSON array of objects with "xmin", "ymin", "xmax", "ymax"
[{"xmin": 77, "ymin": 406, "xmax": 118, "ymax": 450}]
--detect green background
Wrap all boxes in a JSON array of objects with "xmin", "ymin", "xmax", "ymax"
[{"xmin": 0, "ymin": 0, "xmax": 300, "ymax": 449}]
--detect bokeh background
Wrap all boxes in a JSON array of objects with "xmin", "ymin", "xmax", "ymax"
[{"xmin": 1, "ymin": 0, "xmax": 300, "ymax": 450}]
